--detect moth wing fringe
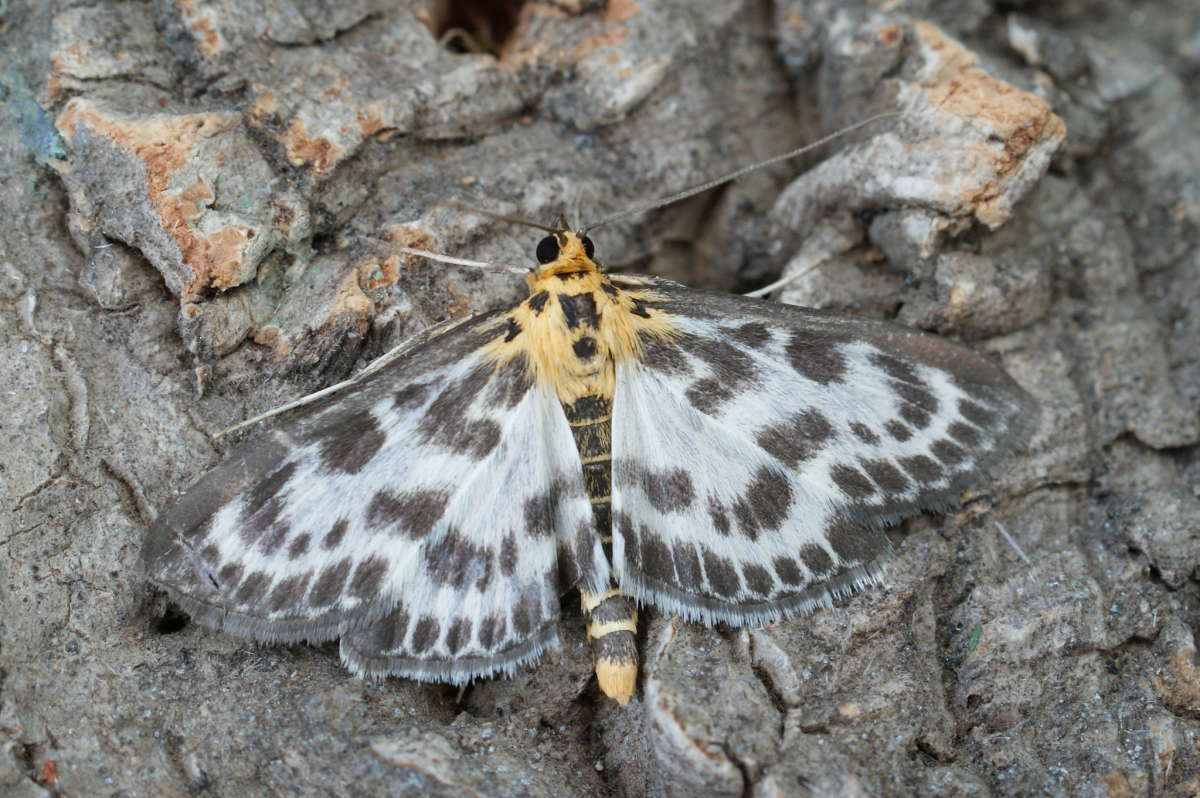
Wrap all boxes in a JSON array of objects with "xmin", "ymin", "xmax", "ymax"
[
  {"xmin": 340, "ymin": 624, "xmax": 561, "ymax": 686},
  {"xmin": 616, "ymin": 556, "xmax": 891, "ymax": 628}
]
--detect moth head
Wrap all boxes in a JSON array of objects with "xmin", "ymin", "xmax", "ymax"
[{"xmin": 532, "ymin": 229, "xmax": 598, "ymax": 282}]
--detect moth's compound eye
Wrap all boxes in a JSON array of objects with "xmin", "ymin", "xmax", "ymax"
[
  {"xmin": 536, "ymin": 235, "xmax": 560, "ymax": 264},
  {"xmin": 581, "ymin": 235, "xmax": 595, "ymax": 259}
]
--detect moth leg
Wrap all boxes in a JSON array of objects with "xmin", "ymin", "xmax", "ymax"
[{"xmin": 581, "ymin": 587, "xmax": 638, "ymax": 705}]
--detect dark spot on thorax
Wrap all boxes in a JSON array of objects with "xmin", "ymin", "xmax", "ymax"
[
  {"xmin": 504, "ymin": 317, "xmax": 522, "ymax": 342},
  {"xmin": 558, "ymin": 292, "xmax": 598, "ymax": 329},
  {"xmin": 528, "ymin": 291, "xmax": 550, "ymax": 314},
  {"xmin": 573, "ymin": 336, "xmax": 597, "ymax": 360}
]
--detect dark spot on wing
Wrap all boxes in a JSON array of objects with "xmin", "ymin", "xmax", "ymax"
[
  {"xmin": 411, "ymin": 616, "xmax": 439, "ymax": 653},
  {"xmin": 393, "ymin": 381, "xmax": 430, "ymax": 411},
  {"xmin": 900, "ymin": 405, "xmax": 932, "ymax": 429},
  {"xmin": 446, "ymin": 617, "xmax": 472, "ymax": 655},
  {"xmin": 376, "ymin": 603, "xmax": 410, "ymax": 651},
  {"xmin": 958, "ymin": 398, "xmax": 997, "ymax": 428},
  {"xmin": 573, "ymin": 336, "xmax": 597, "ymax": 360},
  {"xmin": 367, "ymin": 489, "xmax": 449, "ymax": 539},
  {"xmin": 423, "ymin": 527, "xmax": 492, "ymax": 591},
  {"xmin": 512, "ymin": 593, "xmax": 536, "ymax": 636},
  {"xmin": 287, "ymin": 532, "xmax": 311, "ymax": 560},
  {"xmin": 489, "ymin": 356, "xmax": 531, "ymax": 409},
  {"xmin": 528, "ymin": 291, "xmax": 550, "ymax": 314},
  {"xmin": 600, "ymin": 281, "xmax": 619, "ymax": 297},
  {"xmin": 708, "ymin": 497, "xmax": 730, "ymax": 536},
  {"xmin": 899, "ymin": 454, "xmax": 943, "ymax": 484},
  {"xmin": 639, "ymin": 525, "xmax": 673, "ymax": 580},
  {"xmin": 322, "ymin": 518, "xmax": 349, "ymax": 550},
  {"xmin": 931, "ymin": 439, "xmax": 967, "ymax": 466},
  {"xmin": 734, "ymin": 467, "xmax": 792, "ymax": 538},
  {"xmin": 621, "ymin": 463, "xmax": 694, "ymax": 513},
  {"xmin": 756, "ymin": 407, "xmax": 836, "ymax": 468},
  {"xmin": 267, "ymin": 571, "xmax": 311, "ymax": 613},
  {"xmin": 884, "ymin": 420, "xmax": 913, "ymax": 442},
  {"xmin": 850, "ymin": 422, "xmax": 880, "ymax": 445},
  {"xmin": 419, "ymin": 366, "xmax": 502, "ymax": 458},
  {"xmin": 234, "ymin": 571, "xmax": 270, "ymax": 605},
  {"xmin": 313, "ymin": 411, "xmax": 387, "ymax": 475},
  {"xmin": 559, "ymin": 292, "xmax": 598, "ymax": 329},
  {"xmin": 240, "ymin": 462, "xmax": 299, "ymax": 537},
  {"xmin": 630, "ymin": 298, "xmax": 651, "ymax": 318},
  {"xmin": 892, "ymin": 380, "xmax": 939, "ymax": 414},
  {"xmin": 830, "ymin": 464, "xmax": 875, "ymax": 499},
  {"xmin": 218, "ymin": 562, "xmax": 244, "ymax": 588},
  {"xmin": 743, "ymin": 563, "xmax": 774, "ymax": 597},
  {"xmin": 309, "ymin": 558, "xmax": 351, "ymax": 607},
  {"xmin": 951, "ymin": 372, "xmax": 999, "ymax": 401},
  {"xmin": 200, "ymin": 545, "xmax": 220, "ymax": 566},
  {"xmin": 860, "ymin": 458, "xmax": 910, "ymax": 495},
  {"xmin": 683, "ymin": 333, "xmax": 758, "ymax": 386},
  {"xmin": 672, "ymin": 541, "xmax": 703, "ymax": 592},
  {"xmin": 350, "ymin": 557, "xmax": 387, "ymax": 599},
  {"xmin": 799, "ymin": 544, "xmax": 834, "ymax": 576},
  {"xmin": 732, "ymin": 497, "xmax": 760, "ymax": 542},
  {"xmin": 500, "ymin": 531, "xmax": 518, "ymax": 576},
  {"xmin": 504, "ymin": 317, "xmax": 522, "ymax": 342},
  {"xmin": 524, "ymin": 480, "xmax": 568, "ymax": 537},
  {"xmin": 477, "ymin": 614, "xmax": 504, "ymax": 649},
  {"xmin": 774, "ymin": 556, "xmax": 804, "ymax": 586},
  {"xmin": 615, "ymin": 511, "xmax": 639, "ymax": 569},
  {"xmin": 948, "ymin": 421, "xmax": 982, "ymax": 447},
  {"xmin": 825, "ymin": 517, "xmax": 885, "ymax": 564},
  {"xmin": 567, "ymin": 520, "xmax": 594, "ymax": 586},
  {"xmin": 702, "ymin": 548, "xmax": 741, "ymax": 598},
  {"xmin": 786, "ymin": 331, "xmax": 848, "ymax": 383},
  {"xmin": 259, "ymin": 521, "xmax": 290, "ymax": 555},
  {"xmin": 686, "ymin": 377, "xmax": 733, "ymax": 415},
  {"xmin": 870, "ymin": 352, "xmax": 921, "ymax": 384},
  {"xmin": 182, "ymin": 514, "xmax": 215, "ymax": 542},
  {"xmin": 641, "ymin": 337, "xmax": 690, "ymax": 376},
  {"xmin": 721, "ymin": 321, "xmax": 772, "ymax": 349},
  {"xmin": 240, "ymin": 499, "xmax": 283, "ymax": 545}
]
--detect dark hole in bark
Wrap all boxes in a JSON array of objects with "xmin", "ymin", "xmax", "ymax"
[
  {"xmin": 155, "ymin": 605, "xmax": 190, "ymax": 634},
  {"xmin": 425, "ymin": 0, "xmax": 527, "ymax": 55}
]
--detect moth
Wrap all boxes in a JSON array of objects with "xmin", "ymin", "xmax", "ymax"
[{"xmin": 144, "ymin": 133, "xmax": 1038, "ymax": 706}]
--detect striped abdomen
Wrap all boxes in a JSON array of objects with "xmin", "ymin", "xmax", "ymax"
[{"xmin": 562, "ymin": 394, "xmax": 638, "ymax": 705}]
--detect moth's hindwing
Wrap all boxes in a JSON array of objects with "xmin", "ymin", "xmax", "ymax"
[
  {"xmin": 610, "ymin": 279, "xmax": 1038, "ymax": 625},
  {"xmin": 144, "ymin": 310, "xmax": 604, "ymax": 684}
]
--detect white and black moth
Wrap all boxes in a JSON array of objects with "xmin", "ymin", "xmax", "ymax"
[{"xmin": 144, "ymin": 229, "xmax": 1038, "ymax": 705}]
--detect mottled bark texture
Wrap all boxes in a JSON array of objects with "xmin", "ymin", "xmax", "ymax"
[{"xmin": 2, "ymin": 0, "xmax": 1199, "ymax": 795}]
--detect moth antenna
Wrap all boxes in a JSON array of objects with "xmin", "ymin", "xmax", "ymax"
[
  {"xmin": 580, "ymin": 111, "xmax": 900, "ymax": 234},
  {"xmin": 444, "ymin": 200, "xmax": 564, "ymax": 235},
  {"xmin": 740, "ymin": 258, "xmax": 825, "ymax": 299},
  {"xmin": 392, "ymin": 245, "xmax": 529, "ymax": 276},
  {"xmin": 213, "ymin": 314, "xmax": 478, "ymax": 438}
]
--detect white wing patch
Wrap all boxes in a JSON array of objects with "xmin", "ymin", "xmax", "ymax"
[
  {"xmin": 611, "ymin": 291, "xmax": 1036, "ymax": 626},
  {"xmin": 145, "ymin": 313, "xmax": 604, "ymax": 684}
]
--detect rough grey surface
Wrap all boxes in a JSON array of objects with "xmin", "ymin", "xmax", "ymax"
[{"xmin": 2, "ymin": 0, "xmax": 1198, "ymax": 795}]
